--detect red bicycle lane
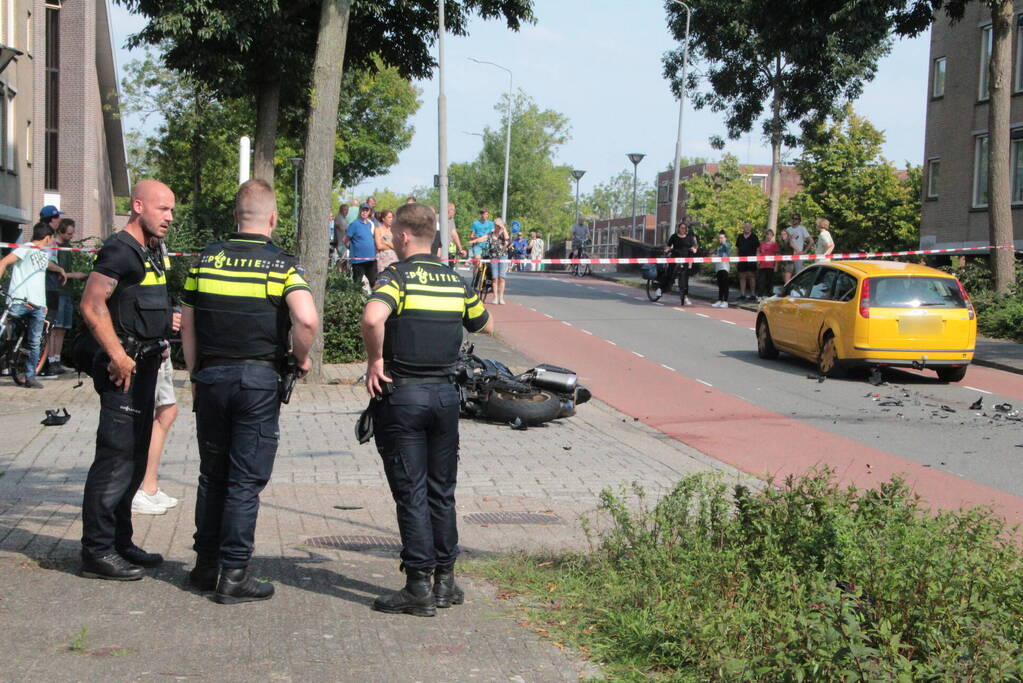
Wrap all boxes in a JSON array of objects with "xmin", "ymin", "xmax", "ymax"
[{"xmin": 487, "ymin": 299, "xmax": 1023, "ymax": 526}]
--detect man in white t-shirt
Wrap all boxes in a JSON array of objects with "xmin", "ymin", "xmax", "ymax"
[
  {"xmin": 0, "ymin": 222, "xmax": 66, "ymax": 387},
  {"xmin": 815, "ymin": 217, "xmax": 835, "ymax": 261},
  {"xmin": 787, "ymin": 212, "xmax": 811, "ymax": 275}
]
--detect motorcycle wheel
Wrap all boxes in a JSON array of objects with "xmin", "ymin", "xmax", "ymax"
[{"xmin": 483, "ymin": 388, "xmax": 562, "ymax": 426}]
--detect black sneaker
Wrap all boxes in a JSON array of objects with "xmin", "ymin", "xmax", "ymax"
[
  {"xmin": 24, "ymin": 377, "xmax": 43, "ymax": 389},
  {"xmin": 46, "ymin": 362, "xmax": 68, "ymax": 376},
  {"xmin": 81, "ymin": 552, "xmax": 144, "ymax": 581}
]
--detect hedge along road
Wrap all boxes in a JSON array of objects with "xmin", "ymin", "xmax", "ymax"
[{"xmin": 474, "ymin": 268, "xmax": 1023, "ymax": 525}]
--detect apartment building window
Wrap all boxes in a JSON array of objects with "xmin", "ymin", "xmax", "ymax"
[
  {"xmin": 25, "ymin": 118, "xmax": 30, "ymax": 166},
  {"xmin": 1017, "ymin": 15, "xmax": 1023, "ymax": 92},
  {"xmin": 25, "ymin": 10, "xmax": 31, "ymax": 56},
  {"xmin": 5, "ymin": 86, "xmax": 13, "ymax": 171},
  {"xmin": 932, "ymin": 57, "xmax": 946, "ymax": 98},
  {"xmin": 44, "ymin": 7, "xmax": 59, "ymax": 190},
  {"xmin": 657, "ymin": 182, "xmax": 668, "ymax": 204},
  {"xmin": 0, "ymin": 85, "xmax": 6, "ymax": 171},
  {"xmin": 980, "ymin": 25, "xmax": 993, "ymax": 100},
  {"xmin": 749, "ymin": 174, "xmax": 767, "ymax": 191},
  {"xmin": 926, "ymin": 158, "xmax": 940, "ymax": 199},
  {"xmin": 1012, "ymin": 131, "xmax": 1023, "ymax": 204},
  {"xmin": 973, "ymin": 135, "xmax": 989, "ymax": 208}
]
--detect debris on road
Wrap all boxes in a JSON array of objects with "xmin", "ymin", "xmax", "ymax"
[
  {"xmin": 40, "ymin": 408, "xmax": 70, "ymax": 426},
  {"xmin": 969, "ymin": 397, "xmax": 983, "ymax": 411},
  {"xmin": 509, "ymin": 417, "xmax": 528, "ymax": 431},
  {"xmin": 878, "ymin": 400, "xmax": 903, "ymax": 407},
  {"xmin": 995, "ymin": 402, "xmax": 1014, "ymax": 413},
  {"xmin": 806, "ymin": 374, "xmax": 826, "ymax": 383},
  {"xmin": 868, "ymin": 369, "xmax": 884, "ymax": 386},
  {"xmin": 940, "ymin": 405, "xmax": 956, "ymax": 413}
]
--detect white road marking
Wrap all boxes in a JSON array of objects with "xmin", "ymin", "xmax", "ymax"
[
  {"xmin": 606, "ymin": 340, "xmax": 617, "ymax": 346},
  {"xmin": 747, "ymin": 327, "xmax": 756, "ymax": 331},
  {"xmin": 580, "ymin": 329, "xmax": 593, "ymax": 335},
  {"xmin": 696, "ymin": 379, "xmax": 713, "ymax": 387},
  {"xmin": 632, "ymin": 351, "xmax": 645, "ymax": 358},
  {"xmin": 964, "ymin": 386, "xmax": 992, "ymax": 394},
  {"xmin": 616, "ymin": 292, "xmax": 627, "ymax": 296},
  {"xmin": 696, "ymin": 313, "xmax": 709, "ymax": 318},
  {"xmin": 633, "ymin": 297, "xmax": 645, "ymax": 301},
  {"xmin": 721, "ymin": 320, "xmax": 736, "ymax": 325},
  {"xmin": 661, "ymin": 364, "xmax": 676, "ymax": 372},
  {"xmin": 562, "ymin": 321, "xmax": 573, "ymax": 327},
  {"xmin": 543, "ymin": 313, "xmax": 553, "ymax": 319},
  {"xmin": 653, "ymin": 302, "xmax": 664, "ymax": 306}
]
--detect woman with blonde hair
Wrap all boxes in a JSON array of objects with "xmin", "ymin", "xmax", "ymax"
[
  {"xmin": 489, "ymin": 218, "xmax": 512, "ymax": 304},
  {"xmin": 374, "ymin": 209, "xmax": 398, "ymax": 274}
]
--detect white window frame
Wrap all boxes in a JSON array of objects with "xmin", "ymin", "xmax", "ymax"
[
  {"xmin": 1012, "ymin": 133, "xmax": 1023, "ymax": 204},
  {"xmin": 980, "ymin": 24, "xmax": 993, "ymax": 101},
  {"xmin": 926, "ymin": 158, "xmax": 940, "ymax": 199},
  {"xmin": 25, "ymin": 117, "xmax": 30, "ymax": 166},
  {"xmin": 933, "ymin": 56, "xmax": 946, "ymax": 98},
  {"xmin": 1016, "ymin": 15, "xmax": 1023, "ymax": 92},
  {"xmin": 25, "ymin": 9, "xmax": 31, "ymax": 56},
  {"xmin": 973, "ymin": 135, "xmax": 989, "ymax": 209},
  {"xmin": 5, "ymin": 85, "xmax": 13, "ymax": 171},
  {"xmin": 4, "ymin": 0, "xmax": 12, "ymax": 48}
]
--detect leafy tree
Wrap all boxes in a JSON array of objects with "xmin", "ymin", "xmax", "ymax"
[
  {"xmin": 684, "ymin": 155, "xmax": 769, "ymax": 244},
  {"xmin": 783, "ymin": 108, "xmax": 921, "ymax": 252},
  {"xmin": 663, "ymin": 0, "xmax": 907, "ymax": 237},
  {"xmin": 581, "ymin": 170, "xmax": 655, "ymax": 219}
]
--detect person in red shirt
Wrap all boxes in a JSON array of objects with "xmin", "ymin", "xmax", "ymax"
[{"xmin": 756, "ymin": 228, "xmax": 781, "ymax": 301}]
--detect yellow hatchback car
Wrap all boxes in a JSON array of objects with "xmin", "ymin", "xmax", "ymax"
[{"xmin": 755, "ymin": 261, "xmax": 976, "ymax": 381}]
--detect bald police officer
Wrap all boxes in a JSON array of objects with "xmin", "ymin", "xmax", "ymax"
[
  {"xmin": 79, "ymin": 180, "xmax": 176, "ymax": 580},
  {"xmin": 180, "ymin": 179, "xmax": 319, "ymax": 604},
  {"xmin": 362, "ymin": 202, "xmax": 492, "ymax": 617}
]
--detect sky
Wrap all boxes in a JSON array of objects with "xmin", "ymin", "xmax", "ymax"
[{"xmin": 108, "ymin": 0, "xmax": 931, "ymax": 198}]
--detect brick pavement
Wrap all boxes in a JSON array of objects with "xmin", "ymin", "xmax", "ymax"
[{"xmin": 0, "ymin": 337, "xmax": 753, "ymax": 681}]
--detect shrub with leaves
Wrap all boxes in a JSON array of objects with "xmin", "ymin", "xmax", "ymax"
[
  {"xmin": 321, "ymin": 271, "xmax": 367, "ymax": 364},
  {"xmin": 476, "ymin": 470, "xmax": 1023, "ymax": 680}
]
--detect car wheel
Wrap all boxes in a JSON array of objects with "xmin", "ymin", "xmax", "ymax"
[
  {"xmin": 817, "ymin": 332, "xmax": 844, "ymax": 378},
  {"xmin": 936, "ymin": 365, "xmax": 968, "ymax": 383},
  {"xmin": 756, "ymin": 317, "xmax": 779, "ymax": 359}
]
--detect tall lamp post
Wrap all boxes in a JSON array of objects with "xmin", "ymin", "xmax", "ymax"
[
  {"xmin": 668, "ymin": 1, "xmax": 693, "ymax": 240},
  {"xmin": 438, "ymin": 1, "xmax": 449, "ymax": 258},
  {"xmin": 627, "ymin": 153, "xmax": 645, "ymax": 239},
  {"xmin": 571, "ymin": 169, "xmax": 586, "ymax": 219},
  {"xmin": 469, "ymin": 57, "xmax": 513, "ymax": 222},
  {"xmin": 288, "ymin": 157, "xmax": 303, "ymax": 227}
]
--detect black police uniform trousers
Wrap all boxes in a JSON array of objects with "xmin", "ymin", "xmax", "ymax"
[
  {"xmin": 373, "ymin": 382, "xmax": 460, "ymax": 572},
  {"xmin": 81, "ymin": 352, "xmax": 161, "ymax": 559},
  {"xmin": 192, "ymin": 363, "xmax": 280, "ymax": 568}
]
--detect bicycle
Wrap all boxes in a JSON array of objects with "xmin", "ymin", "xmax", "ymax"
[
  {"xmin": 569, "ymin": 240, "xmax": 592, "ymax": 278},
  {"xmin": 471, "ymin": 244, "xmax": 494, "ymax": 303},
  {"xmin": 0, "ymin": 291, "xmax": 52, "ymax": 385}
]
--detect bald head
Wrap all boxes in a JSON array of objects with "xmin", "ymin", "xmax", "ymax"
[
  {"xmin": 234, "ymin": 179, "xmax": 278, "ymax": 233},
  {"xmin": 129, "ymin": 179, "xmax": 175, "ymax": 240}
]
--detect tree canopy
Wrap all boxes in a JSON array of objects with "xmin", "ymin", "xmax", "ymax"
[
  {"xmin": 581, "ymin": 170, "xmax": 655, "ymax": 220},
  {"xmin": 684, "ymin": 155, "xmax": 769, "ymax": 243}
]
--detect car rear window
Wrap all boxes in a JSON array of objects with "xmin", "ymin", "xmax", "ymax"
[{"xmin": 869, "ymin": 276, "xmax": 966, "ymax": 308}]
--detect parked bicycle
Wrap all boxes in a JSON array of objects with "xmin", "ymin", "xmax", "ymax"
[{"xmin": 0, "ymin": 291, "xmax": 52, "ymax": 385}]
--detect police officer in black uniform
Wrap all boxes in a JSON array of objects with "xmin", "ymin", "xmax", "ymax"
[
  {"xmin": 180, "ymin": 179, "xmax": 319, "ymax": 604},
  {"xmin": 79, "ymin": 180, "xmax": 176, "ymax": 580},
  {"xmin": 362, "ymin": 202, "xmax": 492, "ymax": 617}
]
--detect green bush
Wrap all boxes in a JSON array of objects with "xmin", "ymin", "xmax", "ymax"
[
  {"xmin": 940, "ymin": 258, "xmax": 1023, "ymax": 342},
  {"xmin": 322, "ymin": 271, "xmax": 367, "ymax": 364},
  {"xmin": 475, "ymin": 471, "xmax": 1023, "ymax": 680}
]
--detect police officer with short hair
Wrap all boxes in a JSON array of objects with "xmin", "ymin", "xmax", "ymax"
[
  {"xmin": 79, "ymin": 180, "xmax": 176, "ymax": 580},
  {"xmin": 180, "ymin": 179, "xmax": 319, "ymax": 604},
  {"xmin": 362, "ymin": 202, "xmax": 492, "ymax": 617}
]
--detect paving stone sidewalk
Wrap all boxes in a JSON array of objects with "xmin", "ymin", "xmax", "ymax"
[{"xmin": 0, "ymin": 336, "xmax": 752, "ymax": 681}]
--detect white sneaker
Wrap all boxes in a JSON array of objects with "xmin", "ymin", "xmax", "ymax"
[
  {"xmin": 132, "ymin": 489, "xmax": 169, "ymax": 515},
  {"xmin": 720, "ymin": 301, "xmax": 729, "ymax": 308},
  {"xmin": 654, "ymin": 288, "xmax": 662, "ymax": 298},
  {"xmin": 150, "ymin": 488, "xmax": 179, "ymax": 509},
  {"xmin": 684, "ymin": 297, "xmax": 693, "ymax": 306}
]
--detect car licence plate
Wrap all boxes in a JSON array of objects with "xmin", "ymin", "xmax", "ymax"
[{"xmin": 898, "ymin": 316, "xmax": 942, "ymax": 336}]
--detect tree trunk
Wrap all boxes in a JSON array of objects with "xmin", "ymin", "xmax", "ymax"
[
  {"xmin": 298, "ymin": 0, "xmax": 351, "ymax": 382},
  {"xmin": 988, "ymin": 0, "xmax": 1015, "ymax": 294},
  {"xmin": 253, "ymin": 77, "xmax": 282, "ymax": 183},
  {"xmin": 766, "ymin": 60, "xmax": 783, "ymax": 235}
]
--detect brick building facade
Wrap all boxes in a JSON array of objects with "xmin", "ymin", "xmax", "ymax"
[
  {"xmin": 0, "ymin": 0, "xmax": 127, "ymax": 247},
  {"xmin": 922, "ymin": 2, "xmax": 1023, "ymax": 250}
]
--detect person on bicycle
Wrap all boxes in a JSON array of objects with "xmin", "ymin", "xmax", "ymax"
[
  {"xmin": 656, "ymin": 220, "xmax": 698, "ymax": 306},
  {"xmin": 570, "ymin": 217, "xmax": 590, "ymax": 259},
  {"xmin": 0, "ymin": 222, "xmax": 66, "ymax": 388}
]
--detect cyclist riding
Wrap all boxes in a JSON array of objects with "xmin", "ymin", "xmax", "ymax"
[
  {"xmin": 656, "ymin": 220, "xmax": 698, "ymax": 306},
  {"xmin": 569, "ymin": 216, "xmax": 589, "ymax": 260}
]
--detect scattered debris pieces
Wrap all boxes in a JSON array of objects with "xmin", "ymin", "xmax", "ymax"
[
  {"xmin": 995, "ymin": 402, "xmax": 1014, "ymax": 413},
  {"xmin": 940, "ymin": 405, "xmax": 956, "ymax": 413},
  {"xmin": 969, "ymin": 397, "xmax": 983, "ymax": 411},
  {"xmin": 562, "ymin": 445, "xmax": 572, "ymax": 451},
  {"xmin": 868, "ymin": 369, "xmax": 884, "ymax": 386},
  {"xmin": 806, "ymin": 374, "xmax": 826, "ymax": 383},
  {"xmin": 509, "ymin": 417, "xmax": 528, "ymax": 431},
  {"xmin": 40, "ymin": 408, "xmax": 70, "ymax": 426},
  {"xmin": 878, "ymin": 400, "xmax": 903, "ymax": 407}
]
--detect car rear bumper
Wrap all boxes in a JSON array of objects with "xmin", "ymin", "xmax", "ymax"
[{"xmin": 847, "ymin": 346, "xmax": 973, "ymax": 367}]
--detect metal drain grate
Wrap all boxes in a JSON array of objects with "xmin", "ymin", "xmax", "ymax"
[
  {"xmin": 463, "ymin": 512, "xmax": 562, "ymax": 525},
  {"xmin": 303, "ymin": 535, "xmax": 402, "ymax": 551}
]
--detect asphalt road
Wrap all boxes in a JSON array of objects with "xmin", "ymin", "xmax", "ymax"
[{"xmin": 477, "ymin": 269, "xmax": 1023, "ymax": 506}]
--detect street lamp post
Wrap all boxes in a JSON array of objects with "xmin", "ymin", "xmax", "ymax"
[
  {"xmin": 469, "ymin": 58, "xmax": 513, "ymax": 222},
  {"xmin": 627, "ymin": 153, "xmax": 645, "ymax": 239},
  {"xmin": 438, "ymin": 1, "xmax": 450, "ymax": 258},
  {"xmin": 571, "ymin": 169, "xmax": 586, "ymax": 220},
  {"xmin": 668, "ymin": 1, "xmax": 693, "ymax": 241},
  {"xmin": 288, "ymin": 157, "xmax": 304, "ymax": 227}
]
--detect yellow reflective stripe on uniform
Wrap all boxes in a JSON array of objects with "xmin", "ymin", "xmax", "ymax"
[
  {"xmin": 465, "ymin": 297, "xmax": 486, "ymax": 319},
  {"xmin": 140, "ymin": 272, "xmax": 167, "ymax": 286},
  {"xmin": 406, "ymin": 283, "xmax": 463, "ymax": 294},
  {"xmin": 375, "ymin": 282, "xmax": 401, "ymax": 303},
  {"xmin": 283, "ymin": 268, "xmax": 308, "ymax": 290},
  {"xmin": 197, "ymin": 266, "xmax": 269, "ymax": 280},
  {"xmin": 403, "ymin": 294, "xmax": 465, "ymax": 312},
  {"xmin": 267, "ymin": 282, "xmax": 285, "ymax": 297},
  {"xmin": 197, "ymin": 278, "xmax": 267, "ymax": 299}
]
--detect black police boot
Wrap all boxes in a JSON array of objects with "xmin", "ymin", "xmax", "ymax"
[
  {"xmin": 214, "ymin": 567, "xmax": 275, "ymax": 604},
  {"xmin": 188, "ymin": 554, "xmax": 219, "ymax": 592},
  {"xmin": 117, "ymin": 545, "xmax": 164, "ymax": 568},
  {"xmin": 373, "ymin": 568, "xmax": 437, "ymax": 617},
  {"xmin": 433, "ymin": 567, "xmax": 464, "ymax": 608},
  {"xmin": 81, "ymin": 552, "xmax": 144, "ymax": 581}
]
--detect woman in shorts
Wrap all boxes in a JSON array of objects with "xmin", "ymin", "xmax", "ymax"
[
  {"xmin": 489, "ymin": 219, "xmax": 511, "ymax": 304},
  {"xmin": 777, "ymin": 227, "xmax": 795, "ymax": 284}
]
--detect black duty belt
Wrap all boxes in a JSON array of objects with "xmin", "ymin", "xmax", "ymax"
[
  {"xmin": 391, "ymin": 376, "xmax": 455, "ymax": 387},
  {"xmin": 200, "ymin": 358, "xmax": 278, "ymax": 371}
]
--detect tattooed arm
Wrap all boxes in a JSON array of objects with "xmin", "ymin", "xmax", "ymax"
[{"xmin": 80, "ymin": 272, "xmax": 135, "ymax": 391}]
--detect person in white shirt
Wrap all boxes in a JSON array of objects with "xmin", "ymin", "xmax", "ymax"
[
  {"xmin": 815, "ymin": 217, "xmax": 835, "ymax": 261},
  {"xmin": 787, "ymin": 213, "xmax": 812, "ymax": 275},
  {"xmin": 0, "ymin": 222, "xmax": 66, "ymax": 387},
  {"xmin": 528, "ymin": 231, "xmax": 545, "ymax": 272}
]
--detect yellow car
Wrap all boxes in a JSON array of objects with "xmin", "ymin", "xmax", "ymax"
[{"xmin": 755, "ymin": 261, "xmax": 976, "ymax": 382}]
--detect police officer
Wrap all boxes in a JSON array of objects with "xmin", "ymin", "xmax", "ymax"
[
  {"xmin": 79, "ymin": 180, "xmax": 176, "ymax": 580},
  {"xmin": 180, "ymin": 179, "xmax": 318, "ymax": 604},
  {"xmin": 362, "ymin": 202, "xmax": 492, "ymax": 617}
]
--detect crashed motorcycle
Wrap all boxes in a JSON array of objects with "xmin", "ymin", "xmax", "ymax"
[{"xmin": 455, "ymin": 343, "xmax": 592, "ymax": 426}]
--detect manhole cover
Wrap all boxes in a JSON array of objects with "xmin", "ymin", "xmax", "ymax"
[
  {"xmin": 463, "ymin": 512, "xmax": 562, "ymax": 525},
  {"xmin": 304, "ymin": 535, "xmax": 402, "ymax": 550}
]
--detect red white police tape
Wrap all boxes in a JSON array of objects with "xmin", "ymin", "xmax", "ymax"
[{"xmin": 3, "ymin": 242, "xmax": 1019, "ymax": 264}]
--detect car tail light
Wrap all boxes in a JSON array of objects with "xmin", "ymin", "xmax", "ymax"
[
  {"xmin": 858, "ymin": 278, "xmax": 871, "ymax": 318},
  {"xmin": 956, "ymin": 279, "xmax": 976, "ymax": 320}
]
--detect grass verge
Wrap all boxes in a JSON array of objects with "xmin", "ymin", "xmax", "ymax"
[{"xmin": 468, "ymin": 470, "xmax": 1023, "ymax": 681}]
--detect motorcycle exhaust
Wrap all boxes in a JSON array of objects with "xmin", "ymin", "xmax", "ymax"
[{"xmin": 530, "ymin": 366, "xmax": 578, "ymax": 393}]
